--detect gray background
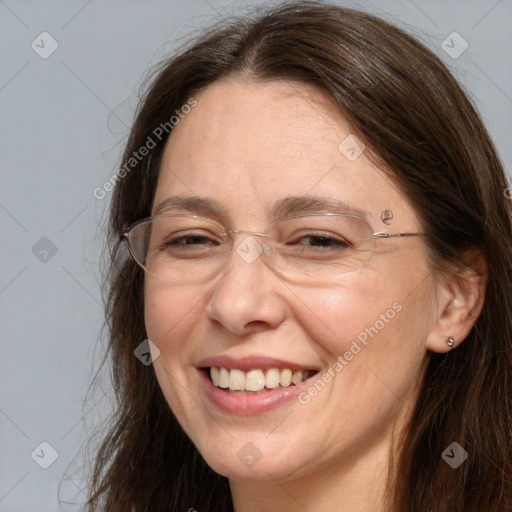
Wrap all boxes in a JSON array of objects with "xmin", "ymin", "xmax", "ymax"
[{"xmin": 1, "ymin": 0, "xmax": 510, "ymax": 510}]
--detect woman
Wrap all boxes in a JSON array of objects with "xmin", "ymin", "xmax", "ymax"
[{"xmin": 86, "ymin": 2, "xmax": 512, "ymax": 510}]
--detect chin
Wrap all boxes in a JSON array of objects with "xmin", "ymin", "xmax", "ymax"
[{"xmin": 192, "ymin": 429, "xmax": 314, "ymax": 482}]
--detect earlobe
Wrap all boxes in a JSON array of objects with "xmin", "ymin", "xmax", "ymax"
[{"xmin": 426, "ymin": 250, "xmax": 487, "ymax": 353}]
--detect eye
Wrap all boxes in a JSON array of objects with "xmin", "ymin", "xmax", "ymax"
[
  {"xmin": 286, "ymin": 231, "xmax": 351, "ymax": 250},
  {"xmin": 163, "ymin": 233, "xmax": 219, "ymax": 247},
  {"xmin": 301, "ymin": 235, "xmax": 349, "ymax": 248},
  {"xmin": 158, "ymin": 230, "xmax": 223, "ymax": 255}
]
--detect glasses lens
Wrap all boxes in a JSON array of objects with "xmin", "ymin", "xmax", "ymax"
[
  {"xmin": 267, "ymin": 214, "xmax": 374, "ymax": 285},
  {"xmin": 126, "ymin": 214, "xmax": 374, "ymax": 286},
  {"xmin": 128, "ymin": 215, "xmax": 228, "ymax": 284}
]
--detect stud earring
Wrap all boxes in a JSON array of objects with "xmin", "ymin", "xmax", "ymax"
[{"xmin": 447, "ymin": 336, "xmax": 455, "ymax": 347}]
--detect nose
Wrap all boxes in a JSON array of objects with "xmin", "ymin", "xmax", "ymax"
[{"xmin": 204, "ymin": 235, "xmax": 287, "ymax": 337}]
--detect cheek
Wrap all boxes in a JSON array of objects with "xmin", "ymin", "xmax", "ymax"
[
  {"xmin": 143, "ymin": 280, "xmax": 208, "ymax": 435},
  {"xmin": 144, "ymin": 280, "xmax": 203, "ymax": 355},
  {"xmin": 295, "ymin": 267, "xmax": 430, "ymax": 390},
  {"xmin": 291, "ymin": 273, "xmax": 407, "ymax": 355}
]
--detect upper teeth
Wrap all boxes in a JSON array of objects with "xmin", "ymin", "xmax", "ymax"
[{"xmin": 210, "ymin": 367, "xmax": 312, "ymax": 392}]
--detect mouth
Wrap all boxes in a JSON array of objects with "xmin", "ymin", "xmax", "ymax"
[{"xmin": 201, "ymin": 366, "xmax": 319, "ymax": 394}]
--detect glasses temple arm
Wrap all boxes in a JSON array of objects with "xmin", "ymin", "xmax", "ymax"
[{"xmin": 373, "ymin": 232, "xmax": 426, "ymax": 239}]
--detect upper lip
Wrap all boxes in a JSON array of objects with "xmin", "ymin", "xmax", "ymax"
[{"xmin": 196, "ymin": 355, "xmax": 318, "ymax": 371}]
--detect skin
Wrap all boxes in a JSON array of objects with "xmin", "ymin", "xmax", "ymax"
[{"xmin": 144, "ymin": 78, "xmax": 485, "ymax": 512}]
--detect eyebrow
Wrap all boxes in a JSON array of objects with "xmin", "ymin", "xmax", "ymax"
[{"xmin": 152, "ymin": 195, "xmax": 370, "ymax": 223}]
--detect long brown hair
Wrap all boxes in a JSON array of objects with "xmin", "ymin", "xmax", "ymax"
[{"xmin": 85, "ymin": 2, "xmax": 512, "ymax": 510}]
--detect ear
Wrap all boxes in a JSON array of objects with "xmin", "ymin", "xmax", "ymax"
[{"xmin": 426, "ymin": 248, "xmax": 487, "ymax": 353}]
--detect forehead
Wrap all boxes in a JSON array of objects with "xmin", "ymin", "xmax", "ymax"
[{"xmin": 154, "ymin": 79, "xmax": 419, "ymax": 230}]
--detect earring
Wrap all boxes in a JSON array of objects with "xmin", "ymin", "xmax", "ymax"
[{"xmin": 447, "ymin": 336, "xmax": 455, "ymax": 347}]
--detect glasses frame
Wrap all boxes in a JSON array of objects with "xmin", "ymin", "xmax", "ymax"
[{"xmin": 120, "ymin": 212, "xmax": 426, "ymax": 279}]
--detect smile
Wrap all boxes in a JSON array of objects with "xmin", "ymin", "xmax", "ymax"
[
  {"xmin": 209, "ymin": 367, "xmax": 317, "ymax": 393},
  {"xmin": 196, "ymin": 355, "xmax": 321, "ymax": 414}
]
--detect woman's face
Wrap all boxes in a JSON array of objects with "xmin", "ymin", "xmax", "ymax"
[{"xmin": 145, "ymin": 78, "xmax": 436, "ymax": 482}]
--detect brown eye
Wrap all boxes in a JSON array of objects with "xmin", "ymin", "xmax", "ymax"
[
  {"xmin": 285, "ymin": 231, "xmax": 351, "ymax": 251},
  {"xmin": 163, "ymin": 233, "xmax": 219, "ymax": 247}
]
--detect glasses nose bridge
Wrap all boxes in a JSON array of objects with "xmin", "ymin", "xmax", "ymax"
[
  {"xmin": 228, "ymin": 228, "xmax": 270, "ymax": 239},
  {"xmin": 225, "ymin": 229, "xmax": 275, "ymax": 262},
  {"xmin": 226, "ymin": 228, "xmax": 273, "ymax": 253}
]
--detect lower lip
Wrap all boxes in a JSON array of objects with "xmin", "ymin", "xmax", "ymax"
[{"xmin": 198, "ymin": 369, "xmax": 312, "ymax": 415}]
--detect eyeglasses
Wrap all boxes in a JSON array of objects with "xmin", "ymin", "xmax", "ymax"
[{"xmin": 121, "ymin": 213, "xmax": 425, "ymax": 286}]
